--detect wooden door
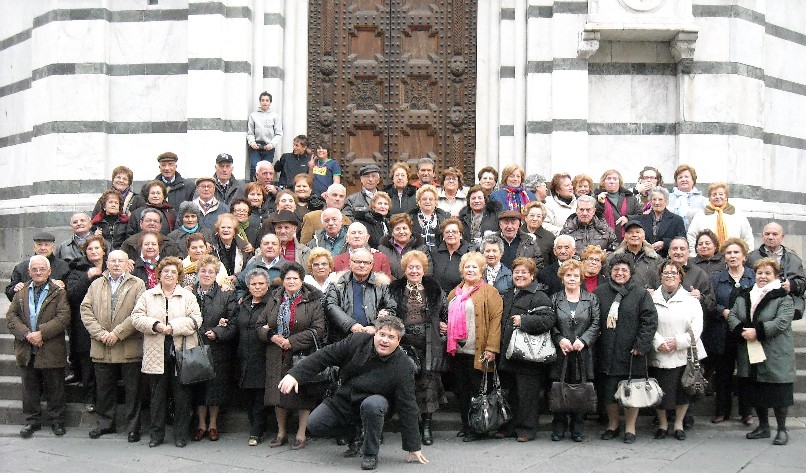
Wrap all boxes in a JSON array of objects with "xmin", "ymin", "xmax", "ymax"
[{"xmin": 307, "ymin": 0, "xmax": 477, "ymax": 185}]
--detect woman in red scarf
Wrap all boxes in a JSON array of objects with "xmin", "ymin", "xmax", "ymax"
[
  {"xmin": 490, "ymin": 164, "xmax": 537, "ymax": 216},
  {"xmin": 595, "ymin": 169, "xmax": 640, "ymax": 242}
]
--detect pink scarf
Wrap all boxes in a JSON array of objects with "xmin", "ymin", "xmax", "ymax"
[
  {"xmin": 503, "ymin": 186, "xmax": 530, "ymax": 215},
  {"xmin": 447, "ymin": 282, "xmax": 483, "ymax": 355}
]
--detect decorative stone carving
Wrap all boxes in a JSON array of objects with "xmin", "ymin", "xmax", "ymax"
[
  {"xmin": 578, "ymin": 31, "xmax": 601, "ymax": 59},
  {"xmin": 671, "ymin": 31, "xmax": 698, "ymax": 73}
]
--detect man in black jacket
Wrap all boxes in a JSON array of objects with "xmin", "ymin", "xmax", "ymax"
[
  {"xmin": 6, "ymin": 232, "xmax": 69, "ymax": 301},
  {"xmin": 141, "ymin": 152, "xmax": 196, "ymax": 211},
  {"xmin": 747, "ymin": 222, "xmax": 806, "ymax": 318},
  {"xmin": 279, "ymin": 315, "xmax": 427, "ymax": 470}
]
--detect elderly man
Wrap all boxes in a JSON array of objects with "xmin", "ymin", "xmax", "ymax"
[
  {"xmin": 6, "ymin": 255, "xmax": 71, "ymax": 438},
  {"xmin": 279, "ymin": 316, "xmax": 426, "ymax": 470},
  {"xmin": 537, "ymin": 234, "xmax": 578, "ymax": 295},
  {"xmin": 493, "ymin": 210, "xmax": 544, "ymax": 270},
  {"xmin": 55, "ymin": 212, "xmax": 92, "ymax": 263},
  {"xmin": 325, "ymin": 248, "xmax": 396, "ymax": 344},
  {"xmin": 301, "ymin": 183, "xmax": 351, "ymax": 243},
  {"xmin": 236, "ymin": 233, "xmax": 289, "ymax": 300},
  {"xmin": 142, "ymin": 152, "xmax": 196, "ymax": 211},
  {"xmin": 307, "ymin": 207, "xmax": 350, "ymax": 255},
  {"xmin": 606, "ymin": 220, "xmax": 662, "ymax": 290},
  {"xmin": 561, "ymin": 195, "xmax": 617, "ymax": 254},
  {"xmin": 6, "ymin": 232, "xmax": 69, "ymax": 301},
  {"xmin": 80, "ymin": 250, "xmax": 147, "ymax": 441},
  {"xmin": 412, "ymin": 157, "xmax": 437, "ymax": 188},
  {"xmin": 209, "ymin": 153, "xmax": 245, "ymax": 205},
  {"xmin": 274, "ymin": 134, "xmax": 311, "ymax": 190},
  {"xmin": 254, "ymin": 161, "xmax": 278, "ymax": 211},
  {"xmin": 747, "ymin": 222, "xmax": 806, "ymax": 318},
  {"xmin": 270, "ymin": 210, "xmax": 310, "ymax": 267},
  {"xmin": 194, "ymin": 176, "xmax": 230, "ymax": 230},
  {"xmin": 120, "ymin": 209, "xmax": 182, "ymax": 261},
  {"xmin": 343, "ymin": 163, "xmax": 382, "ymax": 220},
  {"xmin": 333, "ymin": 222, "xmax": 392, "ymax": 277}
]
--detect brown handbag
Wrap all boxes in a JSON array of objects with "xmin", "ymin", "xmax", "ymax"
[
  {"xmin": 549, "ymin": 354, "xmax": 597, "ymax": 415},
  {"xmin": 681, "ymin": 328, "xmax": 708, "ymax": 397}
]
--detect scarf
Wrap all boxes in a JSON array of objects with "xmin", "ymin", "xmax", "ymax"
[
  {"xmin": 406, "ymin": 281, "xmax": 424, "ymax": 304},
  {"xmin": 217, "ymin": 238, "xmax": 236, "ymax": 275},
  {"xmin": 277, "ymin": 290, "xmax": 303, "ymax": 338},
  {"xmin": 119, "ymin": 186, "xmax": 131, "ymax": 199},
  {"xmin": 503, "ymin": 186, "xmax": 529, "ymax": 215},
  {"xmin": 418, "ymin": 211, "xmax": 438, "ymax": 248},
  {"xmin": 602, "ymin": 193, "xmax": 628, "ymax": 239},
  {"xmin": 749, "ymin": 279, "xmax": 782, "ymax": 321},
  {"xmin": 704, "ymin": 203, "xmax": 735, "ymax": 248},
  {"xmin": 605, "ymin": 280, "xmax": 630, "ymax": 329},
  {"xmin": 180, "ymin": 224, "xmax": 199, "ymax": 235},
  {"xmin": 447, "ymin": 282, "xmax": 483, "ymax": 355},
  {"xmin": 143, "ymin": 256, "xmax": 160, "ymax": 289},
  {"xmin": 237, "ymin": 220, "xmax": 250, "ymax": 242}
]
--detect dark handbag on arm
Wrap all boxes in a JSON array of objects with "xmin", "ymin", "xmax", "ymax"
[
  {"xmin": 613, "ymin": 355, "xmax": 664, "ymax": 409},
  {"xmin": 681, "ymin": 328, "xmax": 708, "ymax": 397},
  {"xmin": 549, "ymin": 354, "xmax": 597, "ymax": 414},
  {"xmin": 176, "ymin": 319, "xmax": 216, "ymax": 385},
  {"xmin": 468, "ymin": 360, "xmax": 512, "ymax": 434},
  {"xmin": 292, "ymin": 328, "xmax": 337, "ymax": 385}
]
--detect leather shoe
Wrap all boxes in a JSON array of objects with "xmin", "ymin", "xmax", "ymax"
[
  {"xmin": 51, "ymin": 423, "xmax": 66, "ymax": 436},
  {"xmin": 746, "ymin": 426, "xmax": 771, "ymax": 439},
  {"xmin": 128, "ymin": 432, "xmax": 141, "ymax": 443},
  {"xmin": 344, "ymin": 439, "xmax": 362, "ymax": 458},
  {"xmin": 248, "ymin": 436, "xmax": 261, "ymax": 446},
  {"xmin": 361, "ymin": 455, "xmax": 378, "ymax": 470},
  {"xmin": 551, "ymin": 432, "xmax": 564, "ymax": 441},
  {"xmin": 462, "ymin": 432, "xmax": 483, "ymax": 442},
  {"xmin": 89, "ymin": 427, "xmax": 115, "ymax": 439},
  {"xmin": 148, "ymin": 439, "xmax": 163, "ymax": 448},
  {"xmin": 683, "ymin": 415, "xmax": 694, "ymax": 429},
  {"xmin": 192, "ymin": 428, "xmax": 207, "ymax": 441},
  {"xmin": 175, "ymin": 439, "xmax": 187, "ymax": 448},
  {"xmin": 623, "ymin": 432, "xmax": 636, "ymax": 444},
  {"xmin": 291, "ymin": 437, "xmax": 308, "ymax": 450},
  {"xmin": 19, "ymin": 424, "xmax": 41, "ymax": 438},
  {"xmin": 673, "ymin": 429, "xmax": 686, "ymax": 441},
  {"xmin": 269, "ymin": 435, "xmax": 287, "ymax": 448},
  {"xmin": 600, "ymin": 428, "xmax": 621, "ymax": 440},
  {"xmin": 653, "ymin": 428, "xmax": 668, "ymax": 440},
  {"xmin": 711, "ymin": 416, "xmax": 725, "ymax": 424},
  {"xmin": 773, "ymin": 430, "xmax": 789, "ymax": 446},
  {"xmin": 571, "ymin": 432, "xmax": 584, "ymax": 442},
  {"xmin": 208, "ymin": 428, "xmax": 219, "ymax": 441}
]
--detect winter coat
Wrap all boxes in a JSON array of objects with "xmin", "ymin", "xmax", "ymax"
[
  {"xmin": 407, "ymin": 207, "xmax": 450, "ymax": 249},
  {"xmin": 690, "ymin": 253, "xmax": 726, "ymax": 277},
  {"xmin": 531, "ymin": 226, "xmax": 557, "ymax": 266},
  {"xmin": 629, "ymin": 209, "xmax": 686, "ymax": 258},
  {"xmin": 388, "ymin": 275, "xmax": 448, "ymax": 372},
  {"xmin": 447, "ymin": 283, "xmax": 503, "ymax": 371},
  {"xmin": 221, "ymin": 295, "xmax": 269, "ymax": 389},
  {"xmin": 141, "ymin": 172, "xmax": 196, "ymax": 212},
  {"xmin": 490, "ymin": 188, "xmax": 538, "ymax": 214},
  {"xmin": 681, "ymin": 263, "xmax": 716, "ymax": 316},
  {"xmin": 543, "ymin": 194, "xmax": 577, "ymax": 236},
  {"xmin": 325, "ymin": 271, "xmax": 397, "ymax": 342},
  {"xmin": 437, "ymin": 187, "xmax": 467, "ymax": 217},
  {"xmin": 606, "ymin": 241, "xmax": 663, "ymax": 290},
  {"xmin": 353, "ymin": 209, "xmax": 391, "ymax": 248},
  {"xmin": 55, "ymin": 237, "xmax": 85, "ymax": 264},
  {"xmin": 668, "ymin": 186, "xmax": 708, "ymax": 229},
  {"xmin": 93, "ymin": 189, "xmax": 146, "ymax": 218},
  {"xmin": 80, "ymin": 272, "xmax": 146, "ymax": 363},
  {"xmin": 704, "ymin": 267, "xmax": 754, "ymax": 356},
  {"xmin": 192, "ymin": 282, "xmax": 237, "ymax": 369},
  {"xmin": 257, "ymin": 284, "xmax": 325, "ymax": 407},
  {"xmin": 377, "ymin": 234, "xmax": 433, "ymax": 280},
  {"xmin": 491, "ymin": 230, "xmax": 545, "ymax": 270},
  {"xmin": 561, "ymin": 215, "xmax": 617, "ymax": 254},
  {"xmin": 333, "ymin": 249, "xmax": 393, "ymax": 278},
  {"xmin": 6, "ymin": 281, "xmax": 70, "ymax": 368},
  {"xmin": 91, "ymin": 211, "xmax": 129, "ymax": 250},
  {"xmin": 5, "ymin": 254, "xmax": 69, "ymax": 302},
  {"xmin": 550, "ymin": 290, "xmax": 600, "ymax": 379},
  {"xmin": 128, "ymin": 201, "xmax": 177, "ymax": 236},
  {"xmin": 342, "ymin": 189, "xmax": 373, "ymax": 220},
  {"xmin": 166, "ymin": 226, "xmax": 216, "ymax": 259},
  {"xmin": 728, "ymin": 287, "xmax": 795, "ymax": 383},
  {"xmin": 65, "ymin": 257, "xmax": 104, "ymax": 353},
  {"xmin": 649, "ymin": 288, "xmax": 706, "ymax": 369},
  {"xmin": 212, "ymin": 177, "xmax": 245, "ymax": 206},
  {"xmin": 498, "ymin": 281, "xmax": 556, "ymax": 375},
  {"xmin": 594, "ymin": 279, "xmax": 658, "ymax": 377},
  {"xmin": 429, "ymin": 240, "xmax": 472, "ymax": 293},
  {"xmin": 288, "ymin": 332, "xmax": 422, "ymax": 452},
  {"xmin": 300, "ymin": 211, "xmax": 351, "ymax": 247},
  {"xmin": 384, "ymin": 184, "xmax": 418, "ymax": 215},
  {"xmin": 488, "ymin": 264, "xmax": 514, "ymax": 296},
  {"xmin": 595, "ymin": 187, "xmax": 641, "ymax": 242},
  {"xmin": 747, "ymin": 245, "xmax": 806, "ymax": 319},
  {"xmin": 537, "ymin": 260, "xmax": 563, "ymax": 297},
  {"xmin": 687, "ymin": 205, "xmax": 754, "ymax": 255},
  {"xmin": 209, "ymin": 235, "xmax": 253, "ymax": 276},
  {"xmin": 457, "ymin": 201, "xmax": 500, "ymax": 247},
  {"xmin": 130, "ymin": 285, "xmax": 202, "ymax": 375}
]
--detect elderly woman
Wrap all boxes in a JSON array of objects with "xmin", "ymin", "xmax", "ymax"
[
  {"xmin": 572, "ymin": 173, "xmax": 594, "ymax": 198},
  {"xmin": 668, "ymin": 164, "xmax": 708, "ymax": 229},
  {"xmin": 649, "ymin": 260, "xmax": 705, "ymax": 441},
  {"xmin": 258, "ymin": 263, "xmax": 325, "ymax": 450},
  {"xmin": 92, "ymin": 165, "xmax": 146, "ymax": 218},
  {"xmin": 384, "ymin": 162, "xmax": 418, "ymax": 215},
  {"xmin": 490, "ymin": 164, "xmax": 536, "ymax": 215},
  {"xmin": 429, "ymin": 217, "xmax": 472, "ymax": 293},
  {"xmin": 210, "ymin": 213, "xmax": 251, "ymax": 281},
  {"xmin": 594, "ymin": 253, "xmax": 658, "ymax": 444},
  {"xmin": 244, "ymin": 181, "xmax": 272, "ymax": 222},
  {"xmin": 550, "ymin": 259, "xmax": 600, "ymax": 442},
  {"xmin": 543, "ymin": 173, "xmax": 577, "ymax": 235},
  {"xmin": 447, "ymin": 251, "xmax": 503, "ymax": 441},
  {"xmin": 615, "ymin": 187, "xmax": 686, "ymax": 258},
  {"xmin": 378, "ymin": 213, "xmax": 431, "ymax": 279},
  {"xmin": 294, "ymin": 173, "xmax": 324, "ymax": 216},
  {"xmin": 181, "ymin": 234, "xmax": 230, "ymax": 289},
  {"xmin": 595, "ymin": 169, "xmax": 640, "ymax": 242},
  {"xmin": 687, "ymin": 182, "xmax": 754, "ymax": 254},
  {"xmin": 482, "ymin": 234, "xmax": 513, "ymax": 296},
  {"xmin": 457, "ymin": 185, "xmax": 500, "ymax": 248},
  {"xmin": 496, "ymin": 257, "xmax": 555, "ymax": 442},
  {"xmin": 477, "ymin": 166, "xmax": 499, "ymax": 195},
  {"xmin": 728, "ymin": 257, "xmax": 795, "ymax": 446},
  {"xmin": 128, "ymin": 180, "xmax": 177, "ymax": 236},
  {"xmin": 437, "ymin": 167, "xmax": 467, "ymax": 217},
  {"xmin": 581, "ymin": 245, "xmax": 607, "ymax": 293},
  {"xmin": 408, "ymin": 184, "xmax": 449, "ymax": 250},
  {"xmin": 354, "ymin": 191, "xmax": 392, "ymax": 248},
  {"xmin": 304, "ymin": 247, "xmax": 338, "ymax": 292},
  {"xmin": 168, "ymin": 201, "xmax": 215, "ymax": 258},
  {"xmin": 66, "ymin": 235, "xmax": 108, "ymax": 412},
  {"xmin": 524, "ymin": 201, "xmax": 556, "ymax": 263},
  {"xmin": 706, "ymin": 238, "xmax": 754, "ymax": 425},
  {"xmin": 229, "ymin": 267, "xmax": 272, "ymax": 446},
  {"xmin": 190, "ymin": 255, "xmax": 237, "ymax": 442},
  {"xmin": 230, "ymin": 198, "xmax": 261, "ymax": 251},
  {"xmin": 131, "ymin": 257, "xmax": 202, "ymax": 448},
  {"xmin": 388, "ymin": 250, "xmax": 448, "ymax": 445},
  {"xmin": 132, "ymin": 232, "xmax": 162, "ymax": 289},
  {"xmin": 91, "ymin": 189, "xmax": 129, "ymax": 250},
  {"xmin": 691, "ymin": 229, "xmax": 726, "ymax": 276}
]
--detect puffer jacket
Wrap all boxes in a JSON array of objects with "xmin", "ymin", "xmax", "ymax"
[
  {"xmin": 130, "ymin": 285, "xmax": 202, "ymax": 374},
  {"xmin": 325, "ymin": 271, "xmax": 397, "ymax": 342},
  {"xmin": 649, "ymin": 288, "xmax": 706, "ymax": 369},
  {"xmin": 80, "ymin": 273, "xmax": 146, "ymax": 363},
  {"xmin": 65, "ymin": 256, "xmax": 105, "ymax": 353},
  {"xmin": 561, "ymin": 215, "xmax": 617, "ymax": 254},
  {"xmin": 384, "ymin": 183, "xmax": 418, "ymax": 215},
  {"xmin": 91, "ymin": 211, "xmax": 129, "ymax": 250},
  {"xmin": 543, "ymin": 194, "xmax": 577, "ymax": 236}
]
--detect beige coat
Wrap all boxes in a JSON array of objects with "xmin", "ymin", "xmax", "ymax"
[
  {"xmin": 80, "ymin": 272, "xmax": 147, "ymax": 363},
  {"xmin": 131, "ymin": 284, "xmax": 202, "ymax": 374}
]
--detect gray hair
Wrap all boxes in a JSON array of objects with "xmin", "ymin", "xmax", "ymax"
[
  {"xmin": 554, "ymin": 234, "xmax": 576, "ymax": 248},
  {"xmin": 417, "ymin": 157, "xmax": 435, "ymax": 170},
  {"xmin": 29, "ymin": 254, "xmax": 50, "ymax": 270},
  {"xmin": 139, "ymin": 208, "xmax": 163, "ymax": 223},
  {"xmin": 177, "ymin": 201, "xmax": 202, "ymax": 218},
  {"xmin": 374, "ymin": 314, "xmax": 406, "ymax": 336},
  {"xmin": 649, "ymin": 186, "xmax": 669, "ymax": 202},
  {"xmin": 327, "ymin": 183, "xmax": 346, "ymax": 194},
  {"xmin": 246, "ymin": 267, "xmax": 269, "ymax": 283},
  {"xmin": 482, "ymin": 234, "xmax": 505, "ymax": 254},
  {"xmin": 523, "ymin": 174, "xmax": 547, "ymax": 192},
  {"xmin": 256, "ymin": 160, "xmax": 273, "ymax": 173},
  {"xmin": 576, "ymin": 194, "xmax": 596, "ymax": 206}
]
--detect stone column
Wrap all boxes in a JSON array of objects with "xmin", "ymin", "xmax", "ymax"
[
  {"xmin": 280, "ymin": 0, "xmax": 308, "ymax": 150},
  {"xmin": 474, "ymin": 0, "xmax": 501, "ymax": 171}
]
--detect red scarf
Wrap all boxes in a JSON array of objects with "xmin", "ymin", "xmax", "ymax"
[
  {"xmin": 603, "ymin": 195, "xmax": 628, "ymax": 238},
  {"xmin": 503, "ymin": 186, "xmax": 530, "ymax": 215}
]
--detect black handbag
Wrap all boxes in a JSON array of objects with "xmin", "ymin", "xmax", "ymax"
[
  {"xmin": 468, "ymin": 360, "xmax": 512, "ymax": 434},
  {"xmin": 549, "ymin": 354, "xmax": 597, "ymax": 415},
  {"xmin": 176, "ymin": 320, "xmax": 215, "ymax": 385},
  {"xmin": 292, "ymin": 328, "xmax": 337, "ymax": 385},
  {"xmin": 399, "ymin": 344, "xmax": 422, "ymax": 375},
  {"xmin": 681, "ymin": 329, "xmax": 708, "ymax": 397}
]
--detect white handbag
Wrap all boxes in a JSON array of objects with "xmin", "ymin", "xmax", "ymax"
[{"xmin": 505, "ymin": 329, "xmax": 557, "ymax": 363}]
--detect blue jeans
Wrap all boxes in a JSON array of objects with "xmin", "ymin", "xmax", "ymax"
[
  {"xmin": 249, "ymin": 148, "xmax": 275, "ymax": 181},
  {"xmin": 308, "ymin": 395, "xmax": 389, "ymax": 455}
]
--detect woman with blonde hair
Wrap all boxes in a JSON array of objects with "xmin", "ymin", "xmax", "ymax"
[{"xmin": 490, "ymin": 164, "xmax": 536, "ymax": 215}]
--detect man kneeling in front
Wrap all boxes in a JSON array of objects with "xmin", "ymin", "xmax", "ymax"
[{"xmin": 278, "ymin": 315, "xmax": 428, "ymax": 470}]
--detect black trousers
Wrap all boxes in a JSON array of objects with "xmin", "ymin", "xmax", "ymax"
[
  {"xmin": 146, "ymin": 357, "xmax": 192, "ymax": 442},
  {"xmin": 72, "ymin": 351, "xmax": 96, "ymax": 404},
  {"xmin": 451, "ymin": 353, "xmax": 484, "ymax": 430},
  {"xmin": 711, "ymin": 344, "xmax": 752, "ymax": 418},
  {"xmin": 94, "ymin": 362, "xmax": 142, "ymax": 433},
  {"xmin": 506, "ymin": 372, "xmax": 542, "ymax": 439},
  {"xmin": 21, "ymin": 357, "xmax": 65, "ymax": 425},
  {"xmin": 243, "ymin": 388, "xmax": 267, "ymax": 437},
  {"xmin": 308, "ymin": 396, "xmax": 389, "ymax": 456}
]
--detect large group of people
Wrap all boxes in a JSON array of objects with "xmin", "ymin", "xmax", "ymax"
[{"xmin": 5, "ymin": 94, "xmax": 805, "ymax": 470}]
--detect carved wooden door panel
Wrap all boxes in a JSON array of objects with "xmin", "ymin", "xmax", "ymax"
[{"xmin": 307, "ymin": 0, "xmax": 476, "ymax": 184}]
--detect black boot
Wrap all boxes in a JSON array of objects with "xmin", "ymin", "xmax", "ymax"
[{"xmin": 421, "ymin": 414, "xmax": 433, "ymax": 445}]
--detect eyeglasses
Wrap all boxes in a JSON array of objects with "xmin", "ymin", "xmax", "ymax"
[
  {"xmin": 443, "ymin": 230, "xmax": 460, "ymax": 235},
  {"xmin": 351, "ymin": 260, "xmax": 373, "ymax": 266},
  {"xmin": 662, "ymin": 271, "xmax": 680, "ymax": 276},
  {"xmin": 312, "ymin": 262, "xmax": 330, "ymax": 268},
  {"xmin": 443, "ymin": 176, "xmax": 459, "ymax": 182},
  {"xmin": 585, "ymin": 257, "xmax": 602, "ymax": 263}
]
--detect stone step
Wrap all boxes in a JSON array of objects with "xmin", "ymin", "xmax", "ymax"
[
  {"xmin": 0, "ymin": 354, "xmax": 17, "ymax": 374},
  {"xmin": 0, "ymin": 315, "xmax": 9, "ymax": 335},
  {"xmin": 0, "ymin": 334, "xmax": 14, "ymax": 353},
  {"xmin": 0, "ymin": 376, "xmax": 97, "ymax": 404}
]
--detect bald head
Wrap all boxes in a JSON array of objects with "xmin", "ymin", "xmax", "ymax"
[
  {"xmin": 321, "ymin": 207, "xmax": 344, "ymax": 237},
  {"xmin": 762, "ymin": 222, "xmax": 785, "ymax": 252},
  {"xmin": 346, "ymin": 222, "xmax": 369, "ymax": 249}
]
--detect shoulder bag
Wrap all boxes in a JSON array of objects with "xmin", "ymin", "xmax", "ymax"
[
  {"xmin": 292, "ymin": 328, "xmax": 337, "ymax": 385},
  {"xmin": 468, "ymin": 360, "xmax": 512, "ymax": 434},
  {"xmin": 549, "ymin": 354, "xmax": 597, "ymax": 414},
  {"xmin": 176, "ymin": 319, "xmax": 216, "ymax": 385},
  {"xmin": 505, "ymin": 307, "xmax": 557, "ymax": 363},
  {"xmin": 681, "ymin": 328, "xmax": 708, "ymax": 397},
  {"xmin": 614, "ymin": 355, "xmax": 664, "ymax": 409}
]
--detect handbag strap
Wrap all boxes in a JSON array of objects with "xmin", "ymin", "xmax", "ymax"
[
  {"xmin": 626, "ymin": 354, "xmax": 651, "ymax": 381},
  {"xmin": 687, "ymin": 328, "xmax": 700, "ymax": 367},
  {"xmin": 491, "ymin": 360, "xmax": 502, "ymax": 389},
  {"xmin": 560, "ymin": 352, "xmax": 588, "ymax": 383},
  {"xmin": 478, "ymin": 359, "xmax": 490, "ymax": 394},
  {"xmin": 307, "ymin": 328, "xmax": 321, "ymax": 351}
]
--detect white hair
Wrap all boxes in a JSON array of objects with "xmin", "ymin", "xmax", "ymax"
[
  {"xmin": 29, "ymin": 254, "xmax": 51, "ymax": 270},
  {"xmin": 554, "ymin": 234, "xmax": 576, "ymax": 248}
]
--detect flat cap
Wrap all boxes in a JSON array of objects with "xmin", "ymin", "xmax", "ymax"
[
  {"xmin": 359, "ymin": 163, "xmax": 381, "ymax": 176},
  {"xmin": 498, "ymin": 210, "xmax": 523, "ymax": 220},
  {"xmin": 33, "ymin": 231, "xmax": 56, "ymax": 242}
]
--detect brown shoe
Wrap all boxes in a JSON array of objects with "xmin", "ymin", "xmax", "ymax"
[
  {"xmin": 711, "ymin": 416, "xmax": 725, "ymax": 424},
  {"xmin": 291, "ymin": 437, "xmax": 308, "ymax": 450},
  {"xmin": 269, "ymin": 435, "xmax": 287, "ymax": 448},
  {"xmin": 192, "ymin": 428, "xmax": 207, "ymax": 441},
  {"xmin": 208, "ymin": 428, "xmax": 219, "ymax": 441}
]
